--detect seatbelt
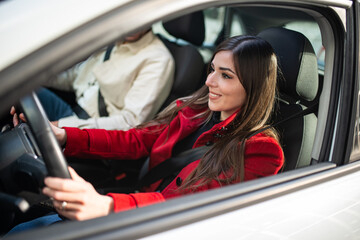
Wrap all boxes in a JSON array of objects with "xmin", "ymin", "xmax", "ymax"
[
  {"xmin": 136, "ymin": 102, "xmax": 318, "ymax": 190},
  {"xmin": 72, "ymin": 104, "xmax": 90, "ymax": 119},
  {"xmin": 246, "ymin": 102, "xmax": 318, "ymax": 140},
  {"xmin": 98, "ymin": 44, "xmax": 115, "ymax": 117},
  {"xmin": 137, "ymin": 145, "xmax": 209, "ymax": 189}
]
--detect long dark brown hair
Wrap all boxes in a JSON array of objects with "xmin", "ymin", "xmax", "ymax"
[{"xmin": 138, "ymin": 35, "xmax": 279, "ymax": 190}]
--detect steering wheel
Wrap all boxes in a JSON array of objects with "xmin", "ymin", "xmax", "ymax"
[{"xmin": 19, "ymin": 92, "xmax": 71, "ymax": 179}]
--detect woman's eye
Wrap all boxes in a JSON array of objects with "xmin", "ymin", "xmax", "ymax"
[{"xmin": 222, "ymin": 73, "xmax": 231, "ymax": 79}]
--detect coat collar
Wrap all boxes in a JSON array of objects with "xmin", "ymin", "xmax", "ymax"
[
  {"xmin": 175, "ymin": 99, "xmax": 240, "ymax": 129},
  {"xmin": 175, "ymin": 99, "xmax": 241, "ymax": 148}
]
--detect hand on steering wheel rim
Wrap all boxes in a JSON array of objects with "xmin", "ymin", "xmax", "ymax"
[{"xmin": 19, "ymin": 91, "xmax": 71, "ymax": 179}]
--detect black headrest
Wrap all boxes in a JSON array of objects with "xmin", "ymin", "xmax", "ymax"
[
  {"xmin": 163, "ymin": 11, "xmax": 205, "ymax": 46},
  {"xmin": 257, "ymin": 27, "xmax": 319, "ymax": 102}
]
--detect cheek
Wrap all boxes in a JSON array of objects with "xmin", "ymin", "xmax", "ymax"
[
  {"xmin": 238, "ymin": 88, "xmax": 247, "ymax": 103},
  {"xmin": 229, "ymin": 85, "xmax": 247, "ymax": 106}
]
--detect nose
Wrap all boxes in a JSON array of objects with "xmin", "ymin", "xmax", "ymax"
[{"xmin": 205, "ymin": 71, "xmax": 217, "ymax": 88}]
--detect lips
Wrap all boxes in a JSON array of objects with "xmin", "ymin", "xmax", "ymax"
[{"xmin": 209, "ymin": 91, "xmax": 221, "ymax": 100}]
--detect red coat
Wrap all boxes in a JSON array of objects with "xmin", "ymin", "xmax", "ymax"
[{"xmin": 63, "ymin": 100, "xmax": 284, "ymax": 212}]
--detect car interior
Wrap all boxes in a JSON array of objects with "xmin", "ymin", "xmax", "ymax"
[
  {"xmin": 154, "ymin": 6, "xmax": 323, "ymax": 172},
  {"xmin": 0, "ymin": 4, "xmax": 327, "ymax": 236}
]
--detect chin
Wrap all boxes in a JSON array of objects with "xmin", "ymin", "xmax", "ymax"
[{"xmin": 208, "ymin": 103, "xmax": 220, "ymax": 112}]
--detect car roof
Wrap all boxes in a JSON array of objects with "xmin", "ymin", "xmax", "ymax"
[{"xmin": 0, "ymin": 0, "xmax": 130, "ymax": 71}]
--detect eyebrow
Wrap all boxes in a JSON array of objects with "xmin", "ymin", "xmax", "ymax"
[
  {"xmin": 211, "ymin": 63, "xmax": 236, "ymax": 74},
  {"xmin": 219, "ymin": 67, "xmax": 235, "ymax": 74}
]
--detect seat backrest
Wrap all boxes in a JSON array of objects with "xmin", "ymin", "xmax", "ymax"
[
  {"xmin": 158, "ymin": 11, "xmax": 205, "ymax": 110},
  {"xmin": 257, "ymin": 27, "xmax": 319, "ymax": 171}
]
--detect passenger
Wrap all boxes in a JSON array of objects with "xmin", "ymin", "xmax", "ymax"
[
  {"xmin": 8, "ymin": 35, "xmax": 284, "ymax": 233},
  {"xmin": 37, "ymin": 27, "xmax": 175, "ymax": 130}
]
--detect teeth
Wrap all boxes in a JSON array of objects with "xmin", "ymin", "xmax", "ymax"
[{"xmin": 210, "ymin": 93, "xmax": 220, "ymax": 97}]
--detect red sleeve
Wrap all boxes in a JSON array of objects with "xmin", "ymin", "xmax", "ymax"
[
  {"xmin": 244, "ymin": 134, "xmax": 284, "ymax": 181},
  {"xmin": 63, "ymin": 126, "xmax": 162, "ymax": 160},
  {"xmin": 107, "ymin": 192, "xmax": 165, "ymax": 212}
]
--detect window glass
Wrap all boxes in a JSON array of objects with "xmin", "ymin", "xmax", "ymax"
[
  {"xmin": 200, "ymin": 7, "xmax": 225, "ymax": 62},
  {"xmin": 229, "ymin": 12, "xmax": 245, "ymax": 36},
  {"xmin": 203, "ymin": 7, "xmax": 225, "ymax": 46}
]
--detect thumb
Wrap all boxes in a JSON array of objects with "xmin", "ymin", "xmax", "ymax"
[{"xmin": 68, "ymin": 167, "xmax": 86, "ymax": 182}]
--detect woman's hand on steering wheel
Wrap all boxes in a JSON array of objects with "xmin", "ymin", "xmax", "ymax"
[
  {"xmin": 10, "ymin": 106, "xmax": 26, "ymax": 126},
  {"xmin": 43, "ymin": 167, "xmax": 114, "ymax": 221},
  {"xmin": 49, "ymin": 121, "xmax": 67, "ymax": 147}
]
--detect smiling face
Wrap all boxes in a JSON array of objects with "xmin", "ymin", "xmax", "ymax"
[{"xmin": 206, "ymin": 50, "xmax": 247, "ymax": 120}]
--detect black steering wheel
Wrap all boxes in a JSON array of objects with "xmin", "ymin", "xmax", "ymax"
[{"xmin": 19, "ymin": 92, "xmax": 71, "ymax": 179}]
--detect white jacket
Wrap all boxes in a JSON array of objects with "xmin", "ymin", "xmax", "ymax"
[{"xmin": 45, "ymin": 31, "xmax": 174, "ymax": 130}]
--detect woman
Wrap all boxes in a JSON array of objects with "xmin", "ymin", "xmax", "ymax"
[{"xmin": 9, "ymin": 35, "xmax": 283, "ymax": 231}]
